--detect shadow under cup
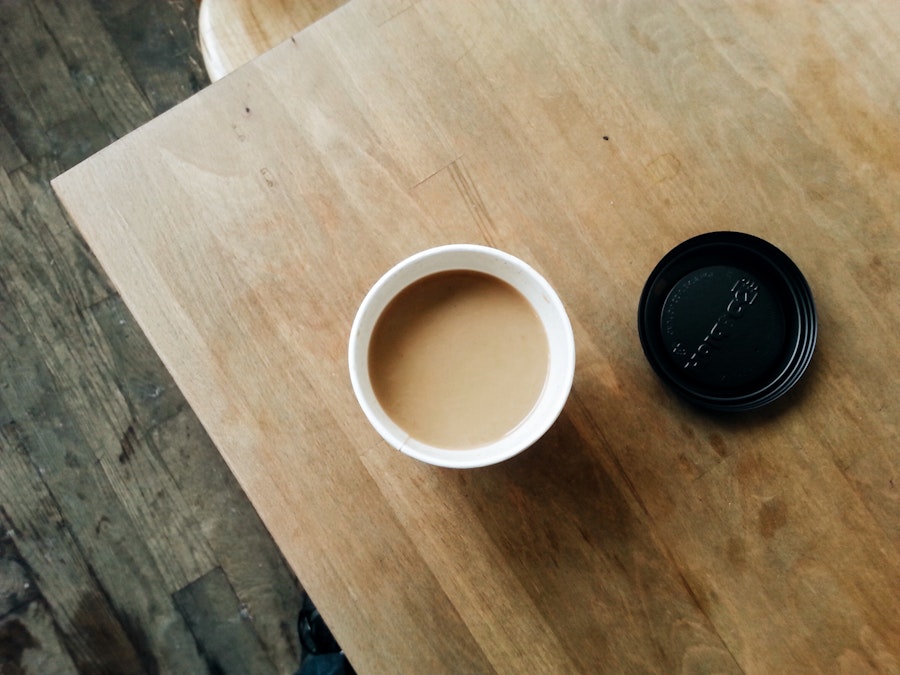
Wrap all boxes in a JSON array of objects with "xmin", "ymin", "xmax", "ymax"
[{"xmin": 349, "ymin": 245, "xmax": 576, "ymax": 469}]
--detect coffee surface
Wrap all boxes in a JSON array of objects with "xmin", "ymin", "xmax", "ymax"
[{"xmin": 368, "ymin": 270, "xmax": 549, "ymax": 449}]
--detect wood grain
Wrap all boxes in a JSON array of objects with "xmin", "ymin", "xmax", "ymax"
[
  {"xmin": 1, "ymin": 0, "xmax": 303, "ymax": 672},
  {"xmin": 53, "ymin": 0, "xmax": 899, "ymax": 672},
  {"xmin": 199, "ymin": 0, "xmax": 347, "ymax": 81}
]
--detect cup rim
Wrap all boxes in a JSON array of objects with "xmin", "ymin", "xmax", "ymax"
[{"xmin": 348, "ymin": 244, "xmax": 575, "ymax": 468}]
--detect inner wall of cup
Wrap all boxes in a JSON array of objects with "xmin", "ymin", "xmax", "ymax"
[{"xmin": 354, "ymin": 246, "xmax": 573, "ymax": 462}]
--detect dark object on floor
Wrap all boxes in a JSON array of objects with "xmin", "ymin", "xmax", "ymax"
[{"xmin": 297, "ymin": 594, "xmax": 355, "ymax": 675}]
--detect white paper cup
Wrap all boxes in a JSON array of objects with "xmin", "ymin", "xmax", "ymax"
[{"xmin": 348, "ymin": 245, "xmax": 575, "ymax": 468}]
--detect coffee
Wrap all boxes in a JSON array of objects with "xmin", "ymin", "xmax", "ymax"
[{"xmin": 368, "ymin": 270, "xmax": 549, "ymax": 449}]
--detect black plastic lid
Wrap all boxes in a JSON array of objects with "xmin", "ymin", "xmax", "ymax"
[{"xmin": 638, "ymin": 231, "xmax": 817, "ymax": 412}]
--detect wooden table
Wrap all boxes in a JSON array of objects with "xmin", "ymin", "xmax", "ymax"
[{"xmin": 52, "ymin": 1, "xmax": 899, "ymax": 671}]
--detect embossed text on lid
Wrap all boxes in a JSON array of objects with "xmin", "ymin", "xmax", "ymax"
[{"xmin": 638, "ymin": 232, "xmax": 817, "ymax": 412}]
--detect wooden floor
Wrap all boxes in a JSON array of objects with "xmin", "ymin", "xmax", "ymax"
[{"xmin": 0, "ymin": 1, "xmax": 304, "ymax": 672}]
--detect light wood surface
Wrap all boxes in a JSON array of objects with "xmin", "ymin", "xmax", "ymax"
[
  {"xmin": 199, "ymin": 0, "xmax": 346, "ymax": 81},
  {"xmin": 53, "ymin": 1, "xmax": 899, "ymax": 672}
]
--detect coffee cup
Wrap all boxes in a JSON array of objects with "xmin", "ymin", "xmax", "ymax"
[{"xmin": 349, "ymin": 244, "xmax": 575, "ymax": 468}]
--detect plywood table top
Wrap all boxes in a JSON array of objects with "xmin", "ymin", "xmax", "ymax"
[{"xmin": 53, "ymin": 1, "xmax": 899, "ymax": 671}]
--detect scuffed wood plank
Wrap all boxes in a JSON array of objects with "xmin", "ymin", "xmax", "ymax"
[
  {"xmin": 89, "ymin": 0, "xmax": 207, "ymax": 115},
  {"xmin": 173, "ymin": 567, "xmax": 279, "ymax": 674},
  {"xmin": 3, "ymin": 0, "xmax": 303, "ymax": 671},
  {"xmin": 5, "ymin": 163, "xmax": 112, "ymax": 313},
  {"xmin": 0, "ymin": 2, "xmax": 84, "ymax": 129},
  {"xmin": 32, "ymin": 0, "xmax": 156, "ymax": 140},
  {"xmin": 0, "ymin": 419, "xmax": 151, "ymax": 673},
  {"xmin": 0, "ymin": 53, "xmax": 109, "ymax": 172},
  {"xmin": 0, "ymin": 120, "xmax": 26, "ymax": 173},
  {"xmin": 151, "ymin": 401, "xmax": 304, "ymax": 672},
  {"xmin": 1, "ymin": 174, "xmax": 217, "ymax": 593},
  {"xmin": 93, "ymin": 294, "xmax": 303, "ymax": 672},
  {"xmin": 0, "ymin": 601, "xmax": 79, "ymax": 675},
  {"xmin": 0, "ymin": 529, "xmax": 40, "ymax": 619},
  {"xmin": 1, "ymin": 207, "xmax": 207, "ymax": 670}
]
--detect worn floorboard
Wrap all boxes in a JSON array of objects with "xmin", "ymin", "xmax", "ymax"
[{"xmin": 0, "ymin": 1, "xmax": 303, "ymax": 672}]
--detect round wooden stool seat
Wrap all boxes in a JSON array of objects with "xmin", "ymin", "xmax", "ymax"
[{"xmin": 199, "ymin": 0, "xmax": 345, "ymax": 81}]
